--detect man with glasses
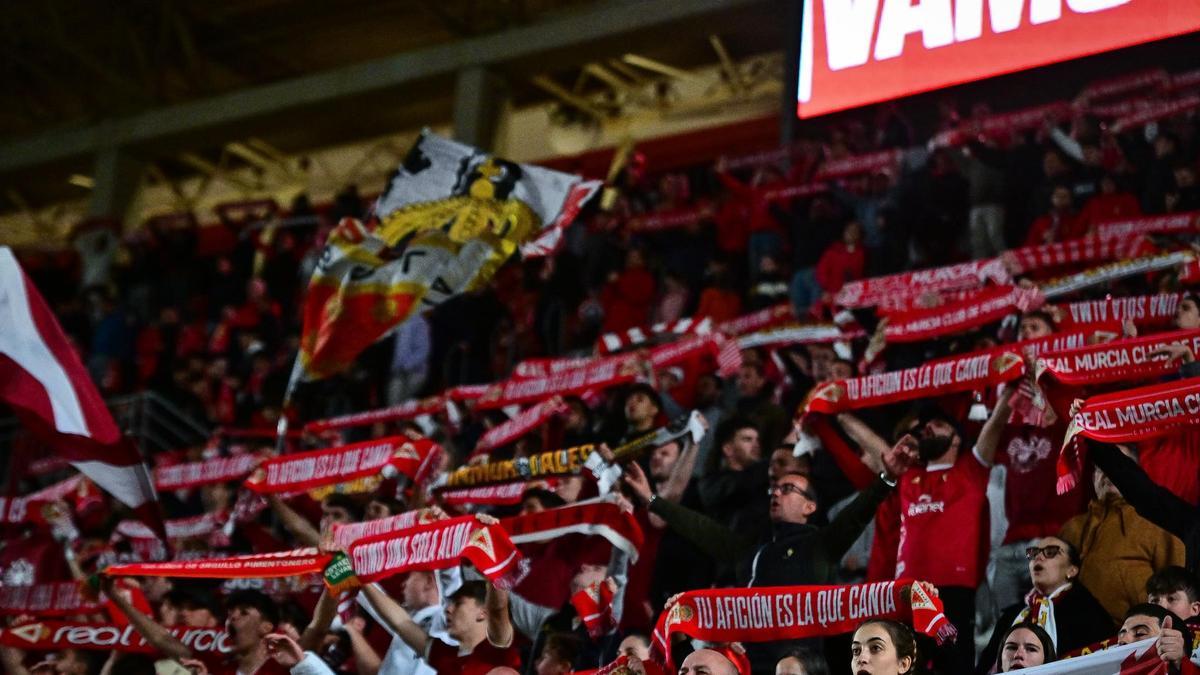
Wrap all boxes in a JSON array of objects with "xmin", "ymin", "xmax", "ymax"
[{"xmin": 620, "ymin": 437, "xmax": 915, "ymax": 672}]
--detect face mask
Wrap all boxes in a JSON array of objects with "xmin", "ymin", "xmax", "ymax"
[{"xmin": 917, "ymin": 434, "xmax": 953, "ymax": 463}]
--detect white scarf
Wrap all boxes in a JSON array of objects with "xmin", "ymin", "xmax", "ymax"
[{"xmin": 1015, "ymin": 582, "xmax": 1072, "ymax": 649}]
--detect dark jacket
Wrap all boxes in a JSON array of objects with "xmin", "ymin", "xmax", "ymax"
[
  {"xmin": 1091, "ymin": 441, "xmax": 1200, "ymax": 575},
  {"xmin": 976, "ymin": 582, "xmax": 1115, "ymax": 674},
  {"xmin": 649, "ymin": 475, "xmax": 893, "ymax": 587}
]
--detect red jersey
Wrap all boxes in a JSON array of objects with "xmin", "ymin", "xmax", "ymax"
[
  {"xmin": 195, "ymin": 652, "xmax": 292, "ymax": 675},
  {"xmin": 998, "ymin": 425, "xmax": 1087, "ymax": 543},
  {"xmin": 867, "ymin": 492, "xmax": 901, "ymax": 582},
  {"xmin": 896, "ymin": 449, "xmax": 991, "ymax": 589},
  {"xmin": 426, "ymin": 637, "xmax": 522, "ymax": 675}
]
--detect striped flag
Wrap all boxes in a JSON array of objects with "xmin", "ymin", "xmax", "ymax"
[{"xmin": 597, "ymin": 317, "xmax": 712, "ymax": 355}]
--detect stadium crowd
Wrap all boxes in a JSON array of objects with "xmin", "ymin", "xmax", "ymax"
[{"xmin": 3, "ymin": 63, "xmax": 1200, "ymax": 675}]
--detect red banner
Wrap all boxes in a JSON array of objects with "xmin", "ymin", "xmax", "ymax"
[
  {"xmin": 0, "ymin": 620, "xmax": 231, "ymax": 654},
  {"xmin": 807, "ymin": 348, "xmax": 1025, "ymax": 414},
  {"xmin": 1038, "ymin": 329, "xmax": 1200, "ymax": 386},
  {"xmin": 883, "ymin": 285, "xmax": 1042, "ymax": 343},
  {"xmin": 244, "ymin": 436, "xmax": 440, "ymax": 494},
  {"xmin": 0, "ymin": 583, "xmax": 101, "ymax": 617},
  {"xmin": 154, "ymin": 454, "xmax": 259, "ymax": 491}
]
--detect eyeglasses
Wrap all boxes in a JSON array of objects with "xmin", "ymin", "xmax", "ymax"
[
  {"xmin": 768, "ymin": 484, "xmax": 815, "ymax": 500},
  {"xmin": 1025, "ymin": 545, "xmax": 1064, "ymax": 561}
]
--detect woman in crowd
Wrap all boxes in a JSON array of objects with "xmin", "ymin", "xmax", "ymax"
[
  {"xmin": 996, "ymin": 623, "xmax": 1056, "ymax": 672},
  {"xmin": 850, "ymin": 619, "xmax": 919, "ymax": 675},
  {"xmin": 978, "ymin": 536, "xmax": 1113, "ymax": 671}
]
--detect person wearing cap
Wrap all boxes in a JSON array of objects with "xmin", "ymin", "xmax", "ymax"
[
  {"xmin": 362, "ymin": 579, "xmax": 521, "ymax": 674},
  {"xmin": 892, "ymin": 390, "xmax": 1013, "ymax": 675},
  {"xmin": 102, "ymin": 578, "xmax": 291, "ymax": 675}
]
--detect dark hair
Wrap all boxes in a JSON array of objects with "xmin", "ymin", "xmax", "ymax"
[
  {"xmin": 1146, "ymin": 566, "xmax": 1199, "ymax": 603},
  {"xmin": 855, "ymin": 619, "xmax": 918, "ymax": 674},
  {"xmin": 522, "ymin": 487, "xmax": 566, "ymax": 510},
  {"xmin": 543, "ymin": 632, "xmax": 585, "ymax": 665},
  {"xmin": 448, "ymin": 580, "xmax": 489, "ymax": 606},
  {"xmin": 108, "ymin": 654, "xmax": 157, "ymax": 675},
  {"xmin": 715, "ymin": 416, "xmax": 757, "ymax": 449},
  {"xmin": 322, "ymin": 494, "xmax": 365, "ymax": 522},
  {"xmin": 224, "ymin": 589, "xmax": 280, "ymax": 626},
  {"xmin": 622, "ymin": 631, "xmax": 650, "ymax": 649},
  {"xmin": 1123, "ymin": 604, "xmax": 1192, "ymax": 648},
  {"xmin": 998, "ymin": 622, "xmax": 1057, "ymax": 672},
  {"xmin": 368, "ymin": 496, "xmax": 407, "ymax": 516},
  {"xmin": 779, "ymin": 646, "xmax": 830, "ymax": 675},
  {"xmin": 623, "ymin": 382, "xmax": 663, "ymax": 414},
  {"xmin": 1020, "ymin": 310, "xmax": 1057, "ymax": 330},
  {"xmin": 1038, "ymin": 536, "xmax": 1081, "ymax": 568}
]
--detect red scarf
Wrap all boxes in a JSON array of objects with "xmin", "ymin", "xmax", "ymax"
[
  {"xmin": 575, "ymin": 656, "xmax": 665, "ymax": 675},
  {"xmin": 1053, "ymin": 293, "xmax": 1183, "ymax": 330},
  {"xmin": 346, "ymin": 516, "xmax": 526, "ymax": 589},
  {"xmin": 807, "ymin": 348, "xmax": 1025, "ymax": 414},
  {"xmin": 1057, "ymin": 376, "xmax": 1200, "ymax": 492},
  {"xmin": 476, "ymin": 356, "xmax": 638, "ymax": 410},
  {"xmin": 882, "ymin": 285, "xmax": 1042, "ymax": 343},
  {"xmin": 572, "ymin": 580, "xmax": 617, "ymax": 639},
  {"xmin": 244, "ymin": 436, "xmax": 441, "ymax": 494},
  {"xmin": 303, "ymin": 395, "xmax": 446, "ymax": 433},
  {"xmin": 1080, "ymin": 68, "xmax": 1169, "ymax": 103},
  {"xmin": 512, "ymin": 356, "xmax": 592, "ymax": 380},
  {"xmin": 835, "ymin": 258, "xmax": 1010, "ymax": 309},
  {"xmin": 1112, "ymin": 94, "xmax": 1200, "ymax": 132},
  {"xmin": 438, "ymin": 480, "xmax": 560, "ymax": 507},
  {"xmin": 0, "ymin": 475, "xmax": 85, "ymax": 524},
  {"xmin": 499, "ymin": 499, "xmax": 644, "ymax": 562},
  {"xmin": 0, "ymin": 582, "xmax": 102, "ymax": 616},
  {"xmin": 0, "ymin": 620, "xmax": 230, "ymax": 654},
  {"xmin": 737, "ymin": 324, "xmax": 860, "ymax": 350},
  {"xmin": 650, "ymin": 581, "xmax": 954, "ymax": 671},
  {"xmin": 470, "ymin": 397, "xmax": 569, "ymax": 459},
  {"xmin": 1040, "ymin": 251, "xmax": 1195, "ymax": 299},
  {"xmin": 1037, "ymin": 329, "xmax": 1200, "ymax": 386},
  {"xmin": 1093, "ymin": 212, "xmax": 1199, "ymax": 240},
  {"xmin": 816, "ymin": 149, "xmax": 902, "ymax": 180},
  {"xmin": 717, "ymin": 303, "xmax": 795, "ymax": 336},
  {"xmin": 104, "ymin": 548, "xmax": 331, "ymax": 580},
  {"xmin": 626, "ymin": 204, "xmax": 715, "ymax": 233},
  {"xmin": 154, "ymin": 454, "xmax": 259, "ymax": 492},
  {"xmin": 1006, "ymin": 235, "xmax": 1154, "ymax": 275},
  {"xmin": 330, "ymin": 508, "xmax": 434, "ymax": 549}
]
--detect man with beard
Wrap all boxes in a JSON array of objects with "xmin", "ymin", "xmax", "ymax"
[{"xmin": 894, "ymin": 397, "xmax": 1009, "ymax": 675}]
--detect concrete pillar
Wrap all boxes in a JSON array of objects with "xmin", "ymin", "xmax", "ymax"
[
  {"xmin": 88, "ymin": 145, "xmax": 143, "ymax": 220},
  {"xmin": 453, "ymin": 66, "xmax": 510, "ymax": 151}
]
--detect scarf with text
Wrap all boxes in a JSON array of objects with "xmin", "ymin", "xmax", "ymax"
[
  {"xmin": 806, "ymin": 348, "xmax": 1025, "ymax": 414},
  {"xmin": 1111, "ymin": 94, "xmax": 1200, "ymax": 132},
  {"xmin": 1015, "ymin": 583, "xmax": 1073, "ymax": 653},
  {"xmin": 104, "ymin": 548, "xmax": 331, "ymax": 580},
  {"xmin": 816, "ymin": 149, "xmax": 902, "ymax": 180},
  {"xmin": 1058, "ymin": 376, "xmax": 1200, "ymax": 493},
  {"xmin": 512, "ymin": 355, "xmax": 593, "ymax": 380},
  {"xmin": 625, "ymin": 204, "xmax": 715, "ymax": 233},
  {"xmin": 1037, "ymin": 329, "xmax": 1200, "ymax": 386},
  {"xmin": 0, "ymin": 620, "xmax": 231, "ymax": 654},
  {"xmin": 154, "ymin": 454, "xmax": 259, "ymax": 492},
  {"xmin": 1039, "ymin": 252, "xmax": 1195, "ymax": 299},
  {"xmin": 342, "ymin": 516, "xmax": 526, "ymax": 589},
  {"xmin": 330, "ymin": 508, "xmax": 434, "ymax": 549},
  {"xmin": 882, "ymin": 285, "xmax": 1043, "ymax": 343},
  {"xmin": 836, "ymin": 258, "xmax": 1011, "ymax": 310},
  {"xmin": 438, "ymin": 480, "xmax": 560, "ymax": 507},
  {"xmin": 1093, "ymin": 212, "xmax": 1199, "ymax": 240},
  {"xmin": 572, "ymin": 580, "xmax": 617, "ymax": 640},
  {"xmin": 737, "ymin": 323, "xmax": 860, "ymax": 350},
  {"xmin": 1053, "ymin": 293, "xmax": 1182, "ymax": 330},
  {"xmin": 470, "ymin": 397, "xmax": 569, "ymax": 459},
  {"xmin": 0, "ymin": 582, "xmax": 102, "ymax": 616},
  {"xmin": 649, "ymin": 581, "xmax": 954, "ymax": 671},
  {"xmin": 244, "ymin": 436, "xmax": 440, "ymax": 494},
  {"xmin": 1006, "ymin": 235, "xmax": 1155, "ymax": 276},
  {"xmin": 442, "ymin": 444, "xmax": 598, "ymax": 489},
  {"xmin": 303, "ymin": 396, "xmax": 447, "ymax": 433},
  {"xmin": 931, "ymin": 102, "xmax": 1073, "ymax": 147},
  {"xmin": 0, "ymin": 475, "xmax": 86, "ymax": 524},
  {"xmin": 717, "ymin": 303, "xmax": 795, "ymax": 336}
]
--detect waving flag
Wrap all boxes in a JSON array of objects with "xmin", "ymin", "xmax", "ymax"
[
  {"xmin": 0, "ymin": 248, "xmax": 162, "ymax": 533},
  {"xmin": 289, "ymin": 131, "xmax": 599, "ymax": 391},
  {"xmin": 1017, "ymin": 638, "xmax": 1166, "ymax": 675}
]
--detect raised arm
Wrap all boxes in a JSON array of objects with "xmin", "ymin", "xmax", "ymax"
[
  {"xmin": 485, "ymin": 585, "xmax": 514, "ymax": 648},
  {"xmin": 100, "ymin": 576, "xmax": 191, "ymax": 660},
  {"xmin": 267, "ymin": 494, "xmax": 321, "ymax": 548},
  {"xmin": 975, "ymin": 383, "xmax": 1016, "ymax": 466},
  {"xmin": 835, "ymin": 413, "xmax": 889, "ymax": 474},
  {"xmin": 624, "ymin": 462, "xmax": 752, "ymax": 563},
  {"xmin": 298, "ymin": 589, "xmax": 338, "ymax": 653},
  {"xmin": 810, "ymin": 415, "xmax": 877, "ymax": 490},
  {"xmin": 360, "ymin": 583, "xmax": 430, "ymax": 654},
  {"xmin": 1090, "ymin": 441, "xmax": 1196, "ymax": 542}
]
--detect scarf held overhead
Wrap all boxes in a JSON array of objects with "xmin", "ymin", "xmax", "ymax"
[
  {"xmin": 244, "ymin": 436, "xmax": 440, "ymax": 494},
  {"xmin": 1037, "ymin": 329, "xmax": 1200, "ymax": 386}
]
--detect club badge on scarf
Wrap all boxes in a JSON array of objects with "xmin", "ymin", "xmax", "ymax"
[
  {"xmin": 1037, "ymin": 329, "xmax": 1200, "ymax": 386},
  {"xmin": 572, "ymin": 580, "xmax": 617, "ymax": 640}
]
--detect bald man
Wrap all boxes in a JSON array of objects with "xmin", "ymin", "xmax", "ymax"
[
  {"xmin": 679, "ymin": 648, "xmax": 739, "ymax": 675},
  {"xmin": 484, "ymin": 668, "xmax": 522, "ymax": 675}
]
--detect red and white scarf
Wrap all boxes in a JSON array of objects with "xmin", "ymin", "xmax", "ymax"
[
  {"xmin": 1079, "ymin": 68, "xmax": 1170, "ymax": 104},
  {"xmin": 1015, "ymin": 583, "xmax": 1072, "ymax": 651},
  {"xmin": 625, "ymin": 204, "xmax": 715, "ymax": 233},
  {"xmin": 512, "ymin": 356, "xmax": 593, "ymax": 380},
  {"xmin": 244, "ymin": 436, "xmax": 441, "ymax": 494},
  {"xmin": 1111, "ymin": 94, "xmax": 1200, "ymax": 132},
  {"xmin": 438, "ymin": 480, "xmax": 560, "ymax": 507},
  {"xmin": 882, "ymin": 285, "xmax": 1043, "ymax": 343},
  {"xmin": 346, "ymin": 516, "xmax": 526, "ymax": 589},
  {"xmin": 471, "ymin": 398, "xmax": 570, "ymax": 459},
  {"xmin": 1006, "ymin": 235, "xmax": 1154, "ymax": 275},
  {"xmin": 303, "ymin": 396, "xmax": 447, "ymax": 433},
  {"xmin": 0, "ymin": 475, "xmax": 85, "ymax": 524},
  {"xmin": 573, "ymin": 580, "xmax": 617, "ymax": 640},
  {"xmin": 737, "ymin": 323, "xmax": 859, "ymax": 349},
  {"xmin": 0, "ymin": 582, "xmax": 102, "ymax": 617},
  {"xmin": 1037, "ymin": 329, "xmax": 1200, "ymax": 386},
  {"xmin": 835, "ymin": 258, "xmax": 1011, "ymax": 309},
  {"xmin": 0, "ymin": 620, "xmax": 231, "ymax": 654},
  {"xmin": 807, "ymin": 348, "xmax": 1025, "ymax": 414},
  {"xmin": 330, "ymin": 508, "xmax": 435, "ymax": 550},
  {"xmin": 598, "ymin": 317, "xmax": 712, "ymax": 355},
  {"xmin": 104, "ymin": 547, "xmax": 332, "ymax": 580},
  {"xmin": 1040, "ymin": 252, "xmax": 1195, "ymax": 299},
  {"xmin": 1093, "ymin": 212, "xmax": 1199, "ymax": 240},
  {"xmin": 1058, "ymin": 376, "xmax": 1200, "ymax": 493},
  {"xmin": 1052, "ymin": 293, "xmax": 1183, "ymax": 330},
  {"xmin": 476, "ymin": 356, "xmax": 638, "ymax": 410},
  {"xmin": 154, "ymin": 454, "xmax": 259, "ymax": 491},
  {"xmin": 815, "ymin": 149, "xmax": 902, "ymax": 180},
  {"xmin": 762, "ymin": 181, "xmax": 827, "ymax": 203},
  {"xmin": 650, "ymin": 581, "xmax": 954, "ymax": 671},
  {"xmin": 499, "ymin": 499, "xmax": 644, "ymax": 563}
]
